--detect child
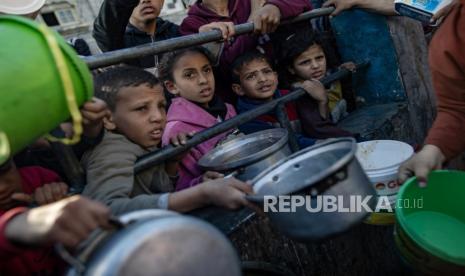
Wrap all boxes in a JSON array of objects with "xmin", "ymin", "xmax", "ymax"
[
  {"xmin": 0, "ymin": 159, "xmax": 70, "ymax": 275},
  {"xmin": 160, "ymin": 47, "xmax": 238, "ymax": 191},
  {"xmin": 279, "ymin": 27, "xmax": 356, "ymax": 124},
  {"xmin": 231, "ymin": 51, "xmax": 317, "ymax": 148},
  {"xmin": 232, "ymin": 52, "xmax": 351, "ymax": 148},
  {"xmin": 82, "ymin": 66, "xmax": 252, "ymax": 215},
  {"xmin": 179, "ymin": 0, "xmax": 312, "ymax": 102}
]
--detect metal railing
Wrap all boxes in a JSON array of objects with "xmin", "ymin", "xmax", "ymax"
[
  {"xmin": 53, "ymin": 6, "xmax": 369, "ymax": 188},
  {"xmin": 83, "ymin": 7, "xmax": 335, "ymax": 69},
  {"xmin": 135, "ymin": 62, "xmax": 368, "ymax": 173}
]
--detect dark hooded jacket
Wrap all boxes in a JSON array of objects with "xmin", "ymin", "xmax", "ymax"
[{"xmin": 93, "ymin": 0, "xmax": 180, "ymax": 68}]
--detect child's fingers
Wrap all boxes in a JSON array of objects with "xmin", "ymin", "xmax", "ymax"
[
  {"xmin": 225, "ymin": 22, "xmax": 236, "ymax": 37},
  {"xmin": 60, "ymin": 182, "xmax": 69, "ymax": 195},
  {"xmin": 228, "ymin": 178, "xmax": 254, "ymax": 194},
  {"xmin": 10, "ymin": 193, "xmax": 34, "ymax": 204},
  {"xmin": 35, "ymin": 185, "xmax": 54, "ymax": 205},
  {"xmin": 205, "ymin": 171, "xmax": 224, "ymax": 180}
]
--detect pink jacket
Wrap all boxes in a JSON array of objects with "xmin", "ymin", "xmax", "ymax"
[{"xmin": 162, "ymin": 97, "xmax": 237, "ymax": 190}]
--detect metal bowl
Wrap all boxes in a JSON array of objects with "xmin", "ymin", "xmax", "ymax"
[
  {"xmin": 198, "ymin": 129, "xmax": 291, "ymax": 180},
  {"xmin": 247, "ymin": 138, "xmax": 376, "ymax": 241},
  {"xmin": 66, "ymin": 210, "xmax": 241, "ymax": 276}
]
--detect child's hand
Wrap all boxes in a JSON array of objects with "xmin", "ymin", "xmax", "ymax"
[
  {"xmin": 298, "ymin": 80, "xmax": 328, "ymax": 104},
  {"xmin": 81, "ymin": 97, "xmax": 109, "ymax": 139},
  {"xmin": 5, "ymin": 196, "xmax": 111, "ymax": 248},
  {"xmin": 170, "ymin": 131, "xmax": 195, "ymax": 147},
  {"xmin": 202, "ymin": 171, "xmax": 225, "ymax": 182},
  {"xmin": 339, "ymin": 62, "xmax": 356, "ymax": 72},
  {"xmin": 252, "ymin": 4, "xmax": 281, "ymax": 34},
  {"xmin": 201, "ymin": 177, "xmax": 254, "ymax": 210},
  {"xmin": 398, "ymin": 145, "xmax": 446, "ymax": 187},
  {"xmin": 11, "ymin": 182, "xmax": 69, "ymax": 206},
  {"xmin": 199, "ymin": 22, "xmax": 236, "ymax": 41}
]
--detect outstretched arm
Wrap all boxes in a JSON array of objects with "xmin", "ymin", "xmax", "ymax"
[{"xmin": 323, "ymin": 0, "xmax": 396, "ymax": 16}]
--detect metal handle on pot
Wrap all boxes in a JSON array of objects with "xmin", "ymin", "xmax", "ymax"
[{"xmin": 56, "ymin": 216, "xmax": 125, "ymax": 275}]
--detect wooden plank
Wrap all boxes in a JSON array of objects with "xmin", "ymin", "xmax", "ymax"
[{"xmin": 386, "ymin": 16, "xmax": 436, "ymax": 144}]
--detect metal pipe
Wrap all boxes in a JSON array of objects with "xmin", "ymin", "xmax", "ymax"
[
  {"xmin": 84, "ymin": 7, "xmax": 335, "ymax": 69},
  {"xmin": 49, "ymin": 128, "xmax": 86, "ymax": 194},
  {"xmin": 134, "ymin": 61, "xmax": 369, "ymax": 173},
  {"xmin": 275, "ymin": 103, "xmax": 300, "ymax": 152}
]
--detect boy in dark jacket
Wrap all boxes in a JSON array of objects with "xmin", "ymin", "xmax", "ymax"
[
  {"xmin": 93, "ymin": 0, "xmax": 180, "ymax": 69},
  {"xmin": 232, "ymin": 51, "xmax": 354, "ymax": 148}
]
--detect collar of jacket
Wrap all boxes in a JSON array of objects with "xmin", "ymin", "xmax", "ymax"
[{"xmin": 125, "ymin": 17, "xmax": 172, "ymax": 37}]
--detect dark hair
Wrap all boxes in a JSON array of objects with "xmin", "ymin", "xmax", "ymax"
[
  {"xmin": 273, "ymin": 24, "xmax": 337, "ymax": 87},
  {"xmin": 230, "ymin": 51, "xmax": 274, "ymax": 84},
  {"xmin": 93, "ymin": 66, "xmax": 161, "ymax": 111},
  {"xmin": 158, "ymin": 46, "xmax": 215, "ymax": 83}
]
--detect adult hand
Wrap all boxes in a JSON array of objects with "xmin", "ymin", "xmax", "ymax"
[
  {"xmin": 81, "ymin": 97, "xmax": 109, "ymax": 138},
  {"xmin": 199, "ymin": 22, "xmax": 236, "ymax": 41},
  {"xmin": 398, "ymin": 145, "xmax": 446, "ymax": 187},
  {"xmin": 431, "ymin": 0, "xmax": 458, "ymax": 22},
  {"xmin": 11, "ymin": 182, "xmax": 69, "ymax": 206},
  {"xmin": 5, "ymin": 196, "xmax": 111, "ymax": 248},
  {"xmin": 201, "ymin": 177, "xmax": 254, "ymax": 210},
  {"xmin": 252, "ymin": 4, "xmax": 281, "ymax": 34}
]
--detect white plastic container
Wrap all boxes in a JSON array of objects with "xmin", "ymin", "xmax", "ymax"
[{"xmin": 356, "ymin": 140, "xmax": 414, "ymax": 197}]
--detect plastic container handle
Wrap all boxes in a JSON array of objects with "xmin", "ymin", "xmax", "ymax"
[
  {"xmin": 0, "ymin": 132, "xmax": 10, "ymax": 165},
  {"xmin": 38, "ymin": 24, "xmax": 83, "ymax": 145}
]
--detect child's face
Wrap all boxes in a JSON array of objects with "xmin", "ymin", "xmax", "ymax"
[
  {"xmin": 232, "ymin": 59, "xmax": 278, "ymax": 100},
  {"xmin": 131, "ymin": 0, "xmax": 164, "ymax": 22},
  {"xmin": 104, "ymin": 84, "xmax": 167, "ymax": 149},
  {"xmin": 165, "ymin": 52, "xmax": 215, "ymax": 107},
  {"xmin": 290, "ymin": 44, "xmax": 327, "ymax": 81}
]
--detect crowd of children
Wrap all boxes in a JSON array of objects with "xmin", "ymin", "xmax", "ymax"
[{"xmin": 3, "ymin": 0, "xmax": 463, "ymax": 274}]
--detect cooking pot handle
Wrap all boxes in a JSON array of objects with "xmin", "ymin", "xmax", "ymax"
[{"xmin": 56, "ymin": 217, "xmax": 125, "ymax": 275}]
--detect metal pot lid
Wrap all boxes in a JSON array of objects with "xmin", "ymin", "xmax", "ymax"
[
  {"xmin": 251, "ymin": 138, "xmax": 357, "ymax": 196},
  {"xmin": 198, "ymin": 128, "xmax": 288, "ymax": 172}
]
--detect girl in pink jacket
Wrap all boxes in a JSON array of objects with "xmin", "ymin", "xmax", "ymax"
[{"xmin": 160, "ymin": 47, "xmax": 237, "ymax": 191}]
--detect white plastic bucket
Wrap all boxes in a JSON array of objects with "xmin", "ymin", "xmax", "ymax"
[{"xmin": 356, "ymin": 140, "xmax": 414, "ymax": 197}]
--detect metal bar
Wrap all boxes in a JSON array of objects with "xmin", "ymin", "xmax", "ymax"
[
  {"xmin": 275, "ymin": 103, "xmax": 300, "ymax": 152},
  {"xmin": 134, "ymin": 61, "xmax": 368, "ymax": 173},
  {"xmin": 84, "ymin": 7, "xmax": 335, "ymax": 69},
  {"xmin": 49, "ymin": 128, "xmax": 86, "ymax": 194}
]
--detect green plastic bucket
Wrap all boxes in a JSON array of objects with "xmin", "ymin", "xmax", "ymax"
[
  {"xmin": 395, "ymin": 170, "xmax": 465, "ymax": 274},
  {"xmin": 0, "ymin": 16, "xmax": 93, "ymax": 163}
]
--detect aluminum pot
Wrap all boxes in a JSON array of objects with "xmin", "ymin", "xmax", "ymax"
[
  {"xmin": 246, "ymin": 138, "xmax": 377, "ymax": 242},
  {"xmin": 64, "ymin": 210, "xmax": 241, "ymax": 276},
  {"xmin": 198, "ymin": 128, "xmax": 291, "ymax": 181}
]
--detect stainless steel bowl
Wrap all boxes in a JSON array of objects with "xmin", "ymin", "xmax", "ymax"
[
  {"xmin": 198, "ymin": 128, "xmax": 291, "ymax": 181},
  {"xmin": 247, "ymin": 138, "xmax": 377, "ymax": 241},
  {"xmin": 65, "ymin": 210, "xmax": 241, "ymax": 276}
]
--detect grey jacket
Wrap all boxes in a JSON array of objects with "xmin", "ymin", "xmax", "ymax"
[{"xmin": 82, "ymin": 131, "xmax": 175, "ymax": 215}]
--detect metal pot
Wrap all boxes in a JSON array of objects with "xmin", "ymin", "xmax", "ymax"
[
  {"xmin": 198, "ymin": 128, "xmax": 291, "ymax": 181},
  {"xmin": 64, "ymin": 210, "xmax": 241, "ymax": 276},
  {"xmin": 247, "ymin": 138, "xmax": 377, "ymax": 242}
]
